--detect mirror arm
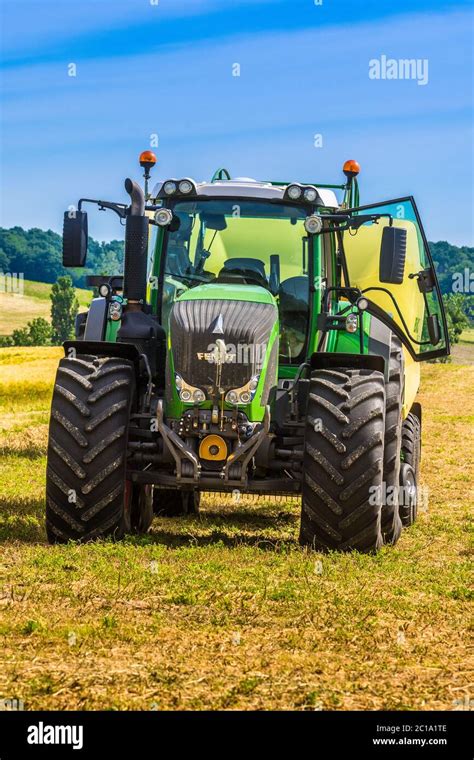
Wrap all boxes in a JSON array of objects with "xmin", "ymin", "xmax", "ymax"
[
  {"xmin": 77, "ymin": 198, "xmax": 128, "ymax": 219},
  {"xmin": 335, "ymin": 227, "xmax": 351, "ymax": 287},
  {"xmin": 312, "ymin": 213, "xmax": 392, "ymax": 236}
]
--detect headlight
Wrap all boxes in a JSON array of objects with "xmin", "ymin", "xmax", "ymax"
[
  {"xmin": 345, "ymin": 314, "xmax": 359, "ymax": 333},
  {"xmin": 304, "ymin": 215, "xmax": 323, "ymax": 234},
  {"xmin": 108, "ymin": 301, "xmax": 122, "ymax": 321},
  {"xmin": 175, "ymin": 373, "xmax": 206, "ymax": 403},
  {"xmin": 163, "ymin": 180, "xmax": 177, "ymax": 195},
  {"xmin": 287, "ymin": 184, "xmax": 303, "ymax": 200},
  {"xmin": 154, "ymin": 208, "xmax": 173, "ymax": 226},
  {"xmin": 304, "ymin": 187, "xmax": 318, "ymax": 202},
  {"xmin": 178, "ymin": 179, "xmax": 194, "ymax": 194},
  {"xmin": 225, "ymin": 375, "xmax": 260, "ymax": 405}
]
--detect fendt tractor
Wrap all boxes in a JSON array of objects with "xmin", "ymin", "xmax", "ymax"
[{"xmin": 45, "ymin": 153, "xmax": 449, "ymax": 552}]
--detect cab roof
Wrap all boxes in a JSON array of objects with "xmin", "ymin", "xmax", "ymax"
[{"xmin": 151, "ymin": 178, "xmax": 340, "ymax": 209}]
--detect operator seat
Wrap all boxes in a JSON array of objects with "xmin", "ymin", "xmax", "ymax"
[{"xmin": 215, "ymin": 258, "xmax": 269, "ymax": 289}]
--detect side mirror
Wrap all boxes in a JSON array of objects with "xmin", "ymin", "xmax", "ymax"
[
  {"xmin": 379, "ymin": 226, "xmax": 407, "ymax": 285},
  {"xmin": 200, "ymin": 213, "xmax": 227, "ymax": 231},
  {"xmin": 63, "ymin": 210, "xmax": 88, "ymax": 267}
]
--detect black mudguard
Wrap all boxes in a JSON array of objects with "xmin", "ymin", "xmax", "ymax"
[{"xmin": 310, "ymin": 352, "xmax": 385, "ymax": 375}]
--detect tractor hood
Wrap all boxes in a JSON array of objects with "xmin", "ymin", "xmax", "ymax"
[
  {"xmin": 176, "ymin": 281, "xmax": 276, "ymax": 305},
  {"xmin": 168, "ymin": 283, "xmax": 279, "ymax": 400}
]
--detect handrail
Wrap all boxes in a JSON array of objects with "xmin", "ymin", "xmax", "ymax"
[
  {"xmin": 211, "ymin": 168, "xmax": 232, "ymax": 182},
  {"xmin": 262, "ymin": 181, "xmax": 347, "ymax": 189}
]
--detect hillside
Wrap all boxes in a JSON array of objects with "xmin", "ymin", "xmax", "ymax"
[
  {"xmin": 0, "ymin": 279, "xmax": 92, "ymax": 337},
  {"xmin": 0, "ymin": 226, "xmax": 124, "ymax": 289}
]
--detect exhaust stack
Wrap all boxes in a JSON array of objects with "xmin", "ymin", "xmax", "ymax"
[{"xmin": 123, "ymin": 178, "xmax": 149, "ymax": 305}]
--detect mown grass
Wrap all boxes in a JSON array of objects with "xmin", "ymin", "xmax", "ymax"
[
  {"xmin": 0, "ymin": 347, "xmax": 472, "ymax": 711},
  {"xmin": 452, "ymin": 328, "xmax": 474, "ymax": 365},
  {"xmin": 0, "ymin": 279, "xmax": 92, "ymax": 336}
]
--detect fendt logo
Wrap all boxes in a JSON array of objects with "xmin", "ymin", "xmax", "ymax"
[
  {"xmin": 27, "ymin": 721, "xmax": 84, "ymax": 750},
  {"xmin": 197, "ymin": 341, "xmax": 267, "ymax": 369}
]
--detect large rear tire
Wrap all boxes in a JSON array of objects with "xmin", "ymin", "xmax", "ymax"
[
  {"xmin": 299, "ymin": 368, "xmax": 385, "ymax": 553},
  {"xmin": 45, "ymin": 355, "xmax": 135, "ymax": 543},
  {"xmin": 381, "ymin": 335, "xmax": 404, "ymax": 545}
]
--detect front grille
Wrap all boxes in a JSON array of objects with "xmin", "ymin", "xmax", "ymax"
[{"xmin": 169, "ymin": 298, "xmax": 277, "ymax": 396}]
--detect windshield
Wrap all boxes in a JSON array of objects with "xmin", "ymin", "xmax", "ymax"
[{"xmin": 160, "ymin": 199, "xmax": 311, "ymax": 364}]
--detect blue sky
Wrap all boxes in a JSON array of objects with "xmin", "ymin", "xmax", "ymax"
[{"xmin": 1, "ymin": 0, "xmax": 473, "ymax": 244}]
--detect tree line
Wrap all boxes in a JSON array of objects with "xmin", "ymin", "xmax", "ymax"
[{"xmin": 0, "ymin": 226, "xmax": 124, "ymax": 288}]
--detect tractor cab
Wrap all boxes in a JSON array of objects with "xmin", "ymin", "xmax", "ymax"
[{"xmin": 152, "ymin": 189, "xmax": 325, "ymax": 365}]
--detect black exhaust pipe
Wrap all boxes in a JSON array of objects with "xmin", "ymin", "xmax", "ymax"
[{"xmin": 123, "ymin": 178, "xmax": 149, "ymax": 304}]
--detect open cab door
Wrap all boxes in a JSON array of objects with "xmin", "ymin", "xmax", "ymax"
[{"xmin": 341, "ymin": 197, "xmax": 449, "ymax": 361}]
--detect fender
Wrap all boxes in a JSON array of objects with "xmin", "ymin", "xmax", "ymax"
[
  {"xmin": 310, "ymin": 351, "xmax": 385, "ymax": 375},
  {"xmin": 63, "ymin": 340, "xmax": 141, "ymax": 364}
]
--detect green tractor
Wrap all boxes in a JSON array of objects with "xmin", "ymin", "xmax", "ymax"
[{"xmin": 46, "ymin": 154, "xmax": 449, "ymax": 551}]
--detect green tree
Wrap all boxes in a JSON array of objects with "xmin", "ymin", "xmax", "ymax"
[
  {"xmin": 11, "ymin": 317, "xmax": 52, "ymax": 346},
  {"xmin": 443, "ymin": 294, "xmax": 470, "ymax": 345},
  {"xmin": 29, "ymin": 317, "xmax": 52, "ymax": 345},
  {"xmin": 11, "ymin": 325, "xmax": 31, "ymax": 346},
  {"xmin": 50, "ymin": 276, "xmax": 79, "ymax": 344}
]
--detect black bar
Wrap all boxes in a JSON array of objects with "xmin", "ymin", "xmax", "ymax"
[
  {"xmin": 127, "ymin": 469, "xmax": 302, "ymax": 493},
  {"xmin": 0, "ymin": 710, "xmax": 470, "ymax": 758}
]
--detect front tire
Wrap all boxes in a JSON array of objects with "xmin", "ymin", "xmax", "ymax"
[
  {"xmin": 299, "ymin": 368, "xmax": 385, "ymax": 553},
  {"xmin": 45, "ymin": 355, "xmax": 135, "ymax": 543}
]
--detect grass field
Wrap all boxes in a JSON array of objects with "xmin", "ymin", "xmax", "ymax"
[
  {"xmin": 451, "ymin": 328, "xmax": 474, "ymax": 365},
  {"xmin": 0, "ymin": 346, "xmax": 472, "ymax": 711},
  {"xmin": 0, "ymin": 280, "xmax": 92, "ymax": 336}
]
